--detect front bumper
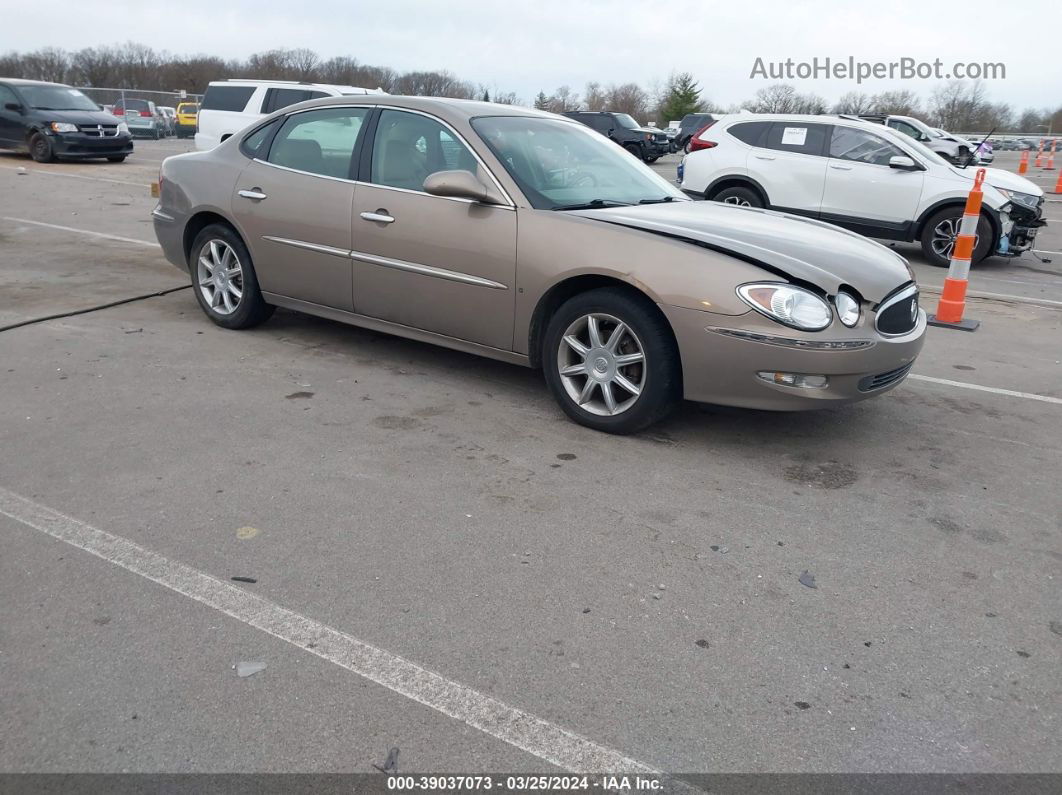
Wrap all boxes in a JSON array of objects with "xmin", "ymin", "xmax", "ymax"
[
  {"xmin": 49, "ymin": 131, "xmax": 134, "ymax": 158},
  {"xmin": 662, "ymin": 303, "xmax": 927, "ymax": 410}
]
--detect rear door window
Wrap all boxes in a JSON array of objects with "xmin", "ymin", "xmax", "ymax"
[
  {"xmin": 201, "ymin": 85, "xmax": 255, "ymax": 112},
  {"xmin": 764, "ymin": 122, "xmax": 829, "ymax": 156},
  {"xmin": 265, "ymin": 107, "xmax": 369, "ymax": 179}
]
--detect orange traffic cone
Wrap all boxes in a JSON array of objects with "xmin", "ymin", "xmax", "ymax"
[
  {"xmin": 1035, "ymin": 139, "xmax": 1045, "ymax": 168},
  {"xmin": 1018, "ymin": 150, "xmax": 1029, "ymax": 174},
  {"xmin": 928, "ymin": 168, "xmax": 985, "ymax": 332},
  {"xmin": 1053, "ymin": 168, "xmax": 1062, "ymax": 194},
  {"xmin": 1046, "ymin": 139, "xmax": 1056, "ymax": 170}
]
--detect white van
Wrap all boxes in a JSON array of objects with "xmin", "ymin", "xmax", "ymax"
[{"xmin": 194, "ymin": 79, "xmax": 384, "ymax": 151}]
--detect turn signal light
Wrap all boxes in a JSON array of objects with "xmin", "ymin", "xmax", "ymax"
[{"xmin": 757, "ymin": 372, "xmax": 828, "ymax": 389}]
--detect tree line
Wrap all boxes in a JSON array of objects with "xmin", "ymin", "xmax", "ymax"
[{"xmin": 1, "ymin": 43, "xmax": 1058, "ymax": 134}]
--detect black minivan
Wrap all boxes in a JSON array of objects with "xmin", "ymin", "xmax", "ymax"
[{"xmin": 0, "ymin": 78, "xmax": 134, "ymax": 163}]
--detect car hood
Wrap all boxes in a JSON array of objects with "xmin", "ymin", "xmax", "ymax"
[
  {"xmin": 33, "ymin": 108, "xmax": 123, "ymax": 125},
  {"xmin": 949, "ymin": 166, "xmax": 1043, "ymax": 197},
  {"xmin": 570, "ymin": 201, "xmax": 913, "ymax": 303}
]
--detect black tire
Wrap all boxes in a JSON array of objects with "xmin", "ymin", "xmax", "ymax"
[
  {"xmin": 542, "ymin": 287, "xmax": 680, "ymax": 435},
  {"xmin": 107, "ymin": 155, "xmax": 127, "ymax": 163},
  {"xmin": 624, "ymin": 143, "xmax": 644, "ymax": 161},
  {"xmin": 189, "ymin": 224, "xmax": 274, "ymax": 330},
  {"xmin": 644, "ymin": 155, "xmax": 659, "ymax": 164},
  {"xmin": 919, "ymin": 207, "xmax": 993, "ymax": 268},
  {"xmin": 710, "ymin": 185, "xmax": 764, "ymax": 208},
  {"xmin": 29, "ymin": 132, "xmax": 54, "ymax": 163}
]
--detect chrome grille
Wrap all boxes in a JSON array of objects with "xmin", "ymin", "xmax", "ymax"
[
  {"xmin": 858, "ymin": 362, "xmax": 913, "ymax": 392},
  {"xmin": 78, "ymin": 124, "xmax": 119, "ymax": 137},
  {"xmin": 875, "ymin": 285, "xmax": 919, "ymax": 336}
]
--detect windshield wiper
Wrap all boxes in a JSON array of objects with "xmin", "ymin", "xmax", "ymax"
[
  {"xmin": 552, "ymin": 199, "xmax": 633, "ymax": 211},
  {"xmin": 638, "ymin": 196, "xmax": 676, "ymax": 204}
]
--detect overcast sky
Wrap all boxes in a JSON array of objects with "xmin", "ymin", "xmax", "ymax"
[{"xmin": 2, "ymin": 0, "xmax": 1056, "ymax": 112}]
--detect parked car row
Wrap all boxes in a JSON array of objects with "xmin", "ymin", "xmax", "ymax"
[{"xmin": 677, "ymin": 113, "xmax": 1045, "ymax": 267}]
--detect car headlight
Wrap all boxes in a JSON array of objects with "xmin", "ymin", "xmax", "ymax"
[
  {"xmin": 834, "ymin": 291, "xmax": 860, "ymax": 327},
  {"xmin": 49, "ymin": 122, "xmax": 78, "ymax": 133},
  {"xmin": 737, "ymin": 283, "xmax": 833, "ymax": 331},
  {"xmin": 996, "ymin": 188, "xmax": 1040, "ymax": 212},
  {"xmin": 117, "ymin": 121, "xmax": 130, "ymax": 134}
]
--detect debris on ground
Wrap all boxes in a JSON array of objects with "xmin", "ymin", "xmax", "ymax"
[
  {"xmin": 798, "ymin": 570, "xmax": 817, "ymax": 589},
  {"xmin": 231, "ymin": 576, "xmax": 257, "ymax": 583},
  {"xmin": 373, "ymin": 746, "xmax": 400, "ymax": 774},
  {"xmin": 234, "ymin": 662, "xmax": 266, "ymax": 677}
]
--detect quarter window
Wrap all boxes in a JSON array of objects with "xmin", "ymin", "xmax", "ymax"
[
  {"xmin": 0, "ymin": 85, "xmax": 18, "ymax": 107},
  {"xmin": 266, "ymin": 107, "xmax": 368, "ymax": 179},
  {"xmin": 728, "ymin": 121, "xmax": 771, "ymax": 147},
  {"xmin": 240, "ymin": 119, "xmax": 281, "ymax": 159},
  {"xmin": 370, "ymin": 109, "xmax": 478, "ymax": 192},
  {"xmin": 830, "ymin": 127, "xmax": 905, "ymax": 166},
  {"xmin": 764, "ymin": 123, "xmax": 829, "ymax": 156}
]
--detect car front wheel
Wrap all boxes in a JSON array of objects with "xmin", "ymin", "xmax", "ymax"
[
  {"xmin": 190, "ymin": 224, "xmax": 274, "ymax": 329},
  {"xmin": 29, "ymin": 132, "xmax": 54, "ymax": 163},
  {"xmin": 920, "ymin": 208, "xmax": 993, "ymax": 268},
  {"xmin": 542, "ymin": 287, "xmax": 680, "ymax": 434}
]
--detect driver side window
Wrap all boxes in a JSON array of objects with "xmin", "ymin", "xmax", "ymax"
[
  {"xmin": 370, "ymin": 109, "xmax": 476, "ymax": 192},
  {"xmin": 830, "ymin": 127, "xmax": 904, "ymax": 166}
]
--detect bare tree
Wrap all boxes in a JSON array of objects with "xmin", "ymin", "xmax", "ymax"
[
  {"xmin": 832, "ymin": 91, "xmax": 873, "ymax": 115},
  {"xmin": 548, "ymin": 85, "xmax": 579, "ymax": 113},
  {"xmin": 606, "ymin": 83, "xmax": 649, "ymax": 120},
  {"xmin": 20, "ymin": 48, "xmax": 70, "ymax": 83},
  {"xmin": 928, "ymin": 80, "xmax": 988, "ymax": 130},
  {"xmin": 584, "ymin": 82, "xmax": 606, "ymax": 112},
  {"xmin": 869, "ymin": 90, "xmax": 921, "ymax": 116},
  {"xmin": 744, "ymin": 84, "xmax": 800, "ymax": 113}
]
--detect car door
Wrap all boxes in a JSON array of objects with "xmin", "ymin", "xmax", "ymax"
[
  {"xmin": 350, "ymin": 108, "xmax": 517, "ymax": 350},
  {"xmin": 0, "ymin": 84, "xmax": 22, "ymax": 146},
  {"xmin": 820, "ymin": 126, "xmax": 923, "ymax": 233},
  {"xmin": 747, "ymin": 122, "xmax": 830, "ymax": 215},
  {"xmin": 232, "ymin": 106, "xmax": 370, "ymax": 310}
]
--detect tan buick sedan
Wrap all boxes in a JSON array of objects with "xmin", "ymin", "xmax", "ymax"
[{"xmin": 153, "ymin": 96, "xmax": 925, "ymax": 433}]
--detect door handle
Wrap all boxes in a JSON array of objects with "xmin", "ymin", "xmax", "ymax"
[
  {"xmin": 829, "ymin": 164, "xmax": 853, "ymax": 171},
  {"xmin": 360, "ymin": 210, "xmax": 395, "ymax": 224},
  {"xmin": 754, "ymin": 155, "xmax": 776, "ymax": 161},
  {"xmin": 238, "ymin": 188, "xmax": 267, "ymax": 200}
]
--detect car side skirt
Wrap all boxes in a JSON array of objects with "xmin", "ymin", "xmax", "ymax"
[{"xmin": 262, "ymin": 293, "xmax": 532, "ymax": 368}]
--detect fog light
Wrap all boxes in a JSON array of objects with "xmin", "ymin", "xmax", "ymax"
[{"xmin": 757, "ymin": 371, "xmax": 828, "ymax": 389}]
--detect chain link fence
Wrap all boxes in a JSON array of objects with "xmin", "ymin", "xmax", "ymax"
[{"xmin": 75, "ymin": 87, "xmax": 203, "ymax": 110}]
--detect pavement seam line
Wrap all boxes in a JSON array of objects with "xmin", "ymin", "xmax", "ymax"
[
  {"xmin": 0, "ymin": 164, "xmax": 151, "ymax": 188},
  {"xmin": 1, "ymin": 216, "xmax": 159, "ymax": 247},
  {"xmin": 0, "ymin": 486, "xmax": 668, "ymax": 780},
  {"xmin": 908, "ymin": 374, "xmax": 1062, "ymax": 404}
]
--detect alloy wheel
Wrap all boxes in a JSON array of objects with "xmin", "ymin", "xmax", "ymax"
[
  {"xmin": 931, "ymin": 217, "xmax": 970, "ymax": 259},
  {"xmin": 722, "ymin": 196, "xmax": 752, "ymax": 207},
  {"xmin": 556, "ymin": 313, "xmax": 646, "ymax": 417},
  {"xmin": 197, "ymin": 240, "xmax": 244, "ymax": 316}
]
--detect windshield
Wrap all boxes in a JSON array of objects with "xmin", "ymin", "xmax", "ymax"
[
  {"xmin": 471, "ymin": 116, "xmax": 687, "ymax": 210},
  {"xmin": 18, "ymin": 85, "xmax": 100, "ymax": 111},
  {"xmin": 614, "ymin": 113, "xmax": 640, "ymax": 130}
]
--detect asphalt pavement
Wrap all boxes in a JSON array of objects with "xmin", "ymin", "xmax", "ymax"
[{"xmin": 1, "ymin": 137, "xmax": 1060, "ymax": 778}]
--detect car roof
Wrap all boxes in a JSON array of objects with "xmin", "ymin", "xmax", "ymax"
[
  {"xmin": 293, "ymin": 94, "xmax": 560, "ymax": 123},
  {"xmin": 2, "ymin": 78, "xmax": 75, "ymax": 87}
]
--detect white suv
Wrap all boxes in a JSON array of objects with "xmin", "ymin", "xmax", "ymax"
[
  {"xmin": 194, "ymin": 79, "xmax": 384, "ymax": 151},
  {"xmin": 678, "ymin": 114, "xmax": 1046, "ymax": 267}
]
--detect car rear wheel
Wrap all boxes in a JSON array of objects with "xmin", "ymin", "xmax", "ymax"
[
  {"xmin": 190, "ymin": 224, "xmax": 274, "ymax": 330},
  {"xmin": 29, "ymin": 133, "xmax": 54, "ymax": 163},
  {"xmin": 542, "ymin": 287, "xmax": 680, "ymax": 434},
  {"xmin": 107, "ymin": 155, "xmax": 127, "ymax": 163},
  {"xmin": 920, "ymin": 208, "xmax": 993, "ymax": 268},
  {"xmin": 624, "ymin": 143, "xmax": 643, "ymax": 160},
  {"xmin": 711, "ymin": 186, "xmax": 763, "ymax": 208},
  {"xmin": 644, "ymin": 155, "xmax": 659, "ymax": 164}
]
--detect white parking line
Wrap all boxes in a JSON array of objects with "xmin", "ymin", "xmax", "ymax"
[
  {"xmin": 0, "ymin": 164, "xmax": 150, "ymax": 188},
  {"xmin": 0, "ymin": 486, "xmax": 664, "ymax": 778},
  {"xmin": 1, "ymin": 216, "xmax": 158, "ymax": 248},
  {"xmin": 909, "ymin": 374, "xmax": 1062, "ymax": 405}
]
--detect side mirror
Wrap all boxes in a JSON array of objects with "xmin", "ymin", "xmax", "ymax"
[
  {"xmin": 889, "ymin": 155, "xmax": 918, "ymax": 171},
  {"xmin": 423, "ymin": 169, "xmax": 498, "ymax": 203},
  {"xmin": 4, "ymin": 102, "xmax": 23, "ymax": 113}
]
